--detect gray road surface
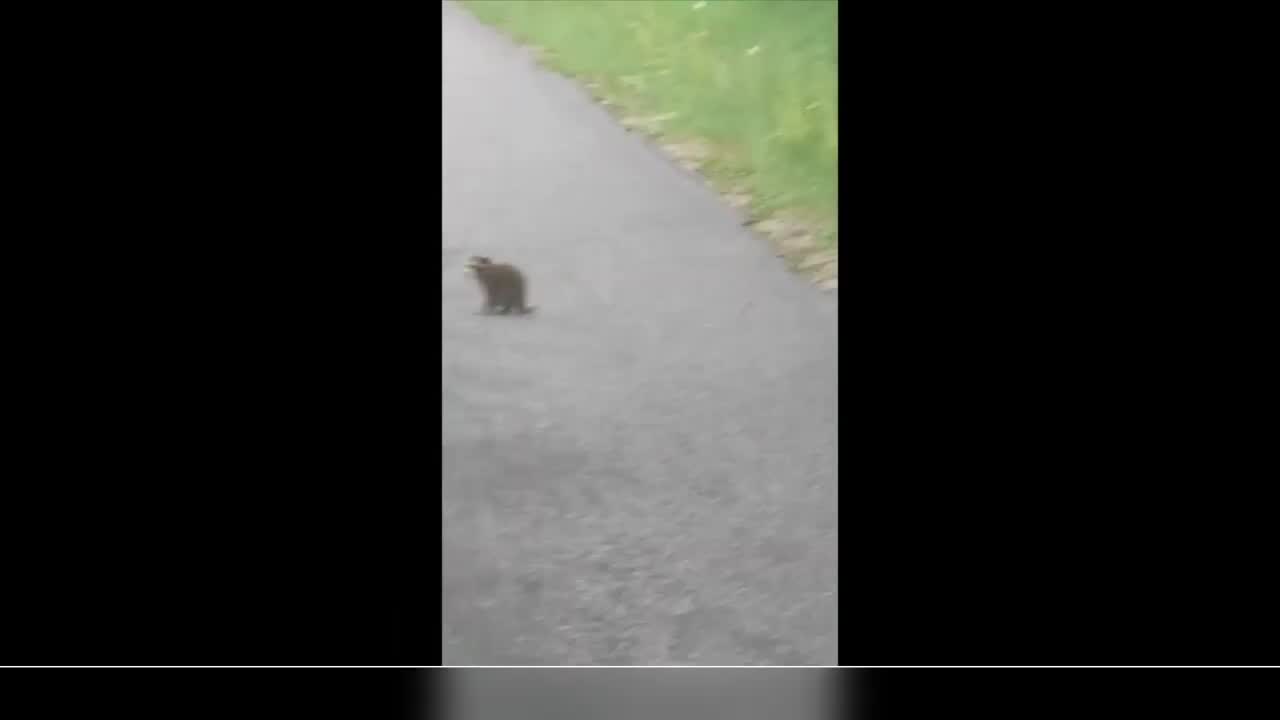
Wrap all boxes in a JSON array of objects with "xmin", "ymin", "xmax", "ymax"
[{"xmin": 442, "ymin": 1, "xmax": 838, "ymax": 665}]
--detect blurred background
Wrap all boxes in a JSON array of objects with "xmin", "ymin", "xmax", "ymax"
[
  {"xmin": 431, "ymin": 668, "xmax": 849, "ymax": 720},
  {"xmin": 443, "ymin": 0, "xmax": 839, "ymax": 666},
  {"xmin": 461, "ymin": 0, "xmax": 839, "ymax": 274}
]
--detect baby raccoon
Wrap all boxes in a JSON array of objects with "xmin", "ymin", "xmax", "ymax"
[{"xmin": 466, "ymin": 256, "xmax": 535, "ymax": 315}]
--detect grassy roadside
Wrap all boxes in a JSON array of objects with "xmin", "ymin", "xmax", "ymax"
[{"xmin": 459, "ymin": 0, "xmax": 838, "ymax": 287}]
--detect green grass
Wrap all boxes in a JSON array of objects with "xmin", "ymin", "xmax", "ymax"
[{"xmin": 460, "ymin": 0, "xmax": 838, "ymax": 249}]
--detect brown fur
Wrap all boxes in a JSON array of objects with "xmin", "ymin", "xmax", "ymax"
[{"xmin": 466, "ymin": 256, "xmax": 535, "ymax": 315}]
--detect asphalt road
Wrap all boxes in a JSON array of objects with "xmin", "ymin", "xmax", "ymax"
[{"xmin": 442, "ymin": 1, "xmax": 838, "ymax": 665}]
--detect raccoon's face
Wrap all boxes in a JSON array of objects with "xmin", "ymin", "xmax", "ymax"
[{"xmin": 466, "ymin": 255, "xmax": 493, "ymax": 273}]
